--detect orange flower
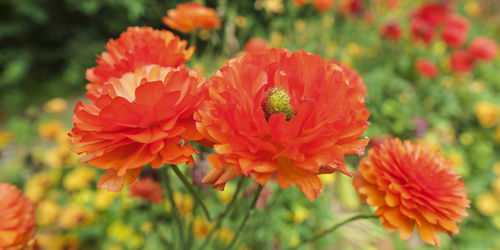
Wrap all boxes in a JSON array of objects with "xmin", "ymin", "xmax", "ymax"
[
  {"xmin": 244, "ymin": 38, "xmax": 271, "ymax": 54},
  {"xmin": 129, "ymin": 178, "xmax": 164, "ymax": 204},
  {"xmin": 353, "ymin": 138, "xmax": 469, "ymax": 247},
  {"xmin": 86, "ymin": 27, "xmax": 194, "ymax": 90},
  {"xmin": 70, "ymin": 65, "xmax": 206, "ymax": 192},
  {"xmin": 197, "ymin": 48, "xmax": 370, "ymax": 200},
  {"xmin": 0, "ymin": 183, "xmax": 36, "ymax": 250},
  {"xmin": 162, "ymin": 2, "xmax": 222, "ymax": 33}
]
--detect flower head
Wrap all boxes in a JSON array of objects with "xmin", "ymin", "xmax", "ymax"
[
  {"xmin": 71, "ymin": 65, "xmax": 206, "ymax": 192},
  {"xmin": 0, "ymin": 183, "xmax": 36, "ymax": 249},
  {"xmin": 86, "ymin": 27, "xmax": 194, "ymax": 89},
  {"xmin": 468, "ymin": 36, "xmax": 498, "ymax": 61},
  {"xmin": 129, "ymin": 178, "xmax": 164, "ymax": 204},
  {"xmin": 197, "ymin": 48, "xmax": 369, "ymax": 200},
  {"xmin": 450, "ymin": 50, "xmax": 474, "ymax": 74},
  {"xmin": 441, "ymin": 14, "xmax": 469, "ymax": 48},
  {"xmin": 162, "ymin": 2, "xmax": 222, "ymax": 33},
  {"xmin": 353, "ymin": 138, "xmax": 470, "ymax": 247},
  {"xmin": 380, "ymin": 21, "xmax": 402, "ymax": 41},
  {"xmin": 415, "ymin": 58, "xmax": 438, "ymax": 78}
]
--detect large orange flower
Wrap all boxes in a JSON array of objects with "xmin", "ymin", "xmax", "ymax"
[
  {"xmin": 353, "ymin": 138, "xmax": 469, "ymax": 247},
  {"xmin": 71, "ymin": 65, "xmax": 206, "ymax": 192},
  {"xmin": 162, "ymin": 2, "xmax": 222, "ymax": 33},
  {"xmin": 86, "ymin": 27, "xmax": 194, "ymax": 90},
  {"xmin": 196, "ymin": 48, "xmax": 370, "ymax": 200},
  {"xmin": 0, "ymin": 183, "xmax": 36, "ymax": 250}
]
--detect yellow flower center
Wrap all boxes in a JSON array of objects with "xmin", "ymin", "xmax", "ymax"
[{"xmin": 263, "ymin": 87, "xmax": 295, "ymax": 121}]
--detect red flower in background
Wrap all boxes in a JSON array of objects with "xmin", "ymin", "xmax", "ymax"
[
  {"xmin": 450, "ymin": 50, "xmax": 474, "ymax": 73},
  {"xmin": 415, "ymin": 58, "xmax": 438, "ymax": 78},
  {"xmin": 340, "ymin": 0, "xmax": 364, "ymax": 16},
  {"xmin": 410, "ymin": 18, "xmax": 435, "ymax": 44},
  {"xmin": 410, "ymin": 2, "xmax": 452, "ymax": 45},
  {"xmin": 244, "ymin": 38, "xmax": 271, "ymax": 54},
  {"xmin": 197, "ymin": 49, "xmax": 370, "ymax": 200},
  {"xmin": 0, "ymin": 183, "xmax": 36, "ymax": 249},
  {"xmin": 353, "ymin": 138, "xmax": 469, "ymax": 247},
  {"xmin": 314, "ymin": 0, "xmax": 335, "ymax": 12},
  {"xmin": 86, "ymin": 27, "xmax": 194, "ymax": 89},
  {"xmin": 441, "ymin": 14, "xmax": 469, "ymax": 48},
  {"xmin": 71, "ymin": 65, "xmax": 207, "ymax": 192},
  {"xmin": 380, "ymin": 21, "xmax": 402, "ymax": 41},
  {"xmin": 468, "ymin": 36, "xmax": 498, "ymax": 61},
  {"xmin": 129, "ymin": 178, "xmax": 164, "ymax": 204},
  {"xmin": 162, "ymin": 2, "xmax": 222, "ymax": 33}
]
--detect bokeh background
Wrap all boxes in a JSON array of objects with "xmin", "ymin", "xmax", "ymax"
[{"xmin": 1, "ymin": 0, "xmax": 499, "ymax": 249}]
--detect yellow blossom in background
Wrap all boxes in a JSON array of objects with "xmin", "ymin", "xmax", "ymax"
[
  {"xmin": 63, "ymin": 166, "xmax": 96, "ymax": 191},
  {"xmin": 94, "ymin": 189, "xmax": 119, "ymax": 210},
  {"xmin": 289, "ymin": 233, "xmax": 300, "ymax": 247},
  {"xmin": 25, "ymin": 172, "xmax": 56, "ymax": 202},
  {"xmin": 475, "ymin": 101, "xmax": 500, "ymax": 128},
  {"xmin": 465, "ymin": 0, "xmax": 481, "ymax": 17},
  {"xmin": 493, "ymin": 214, "xmax": 500, "ymax": 230},
  {"xmin": 235, "ymin": 16, "xmax": 247, "ymax": 27},
  {"xmin": 0, "ymin": 130, "xmax": 13, "ymax": 149},
  {"xmin": 493, "ymin": 179, "xmax": 500, "ymax": 196},
  {"xmin": 347, "ymin": 43, "xmax": 363, "ymax": 58},
  {"xmin": 291, "ymin": 207, "xmax": 309, "ymax": 224},
  {"xmin": 44, "ymin": 98, "xmax": 68, "ymax": 114},
  {"xmin": 321, "ymin": 16, "xmax": 334, "ymax": 29},
  {"xmin": 58, "ymin": 205, "xmax": 87, "ymax": 229},
  {"xmin": 107, "ymin": 220, "xmax": 134, "ymax": 242},
  {"xmin": 469, "ymin": 81, "xmax": 485, "ymax": 93},
  {"xmin": 165, "ymin": 192, "xmax": 194, "ymax": 216},
  {"xmin": 43, "ymin": 145, "xmax": 78, "ymax": 169},
  {"xmin": 217, "ymin": 228, "xmax": 235, "ymax": 244},
  {"xmin": 193, "ymin": 217, "xmax": 214, "ymax": 239},
  {"xmin": 72, "ymin": 190, "xmax": 94, "ymax": 205},
  {"xmin": 39, "ymin": 120, "xmax": 65, "ymax": 141},
  {"xmin": 459, "ymin": 132, "xmax": 474, "ymax": 146},
  {"xmin": 294, "ymin": 19, "xmax": 307, "ymax": 32},
  {"xmin": 319, "ymin": 173, "xmax": 336, "ymax": 185},
  {"xmin": 254, "ymin": 0, "xmax": 284, "ymax": 14},
  {"xmin": 140, "ymin": 221, "xmax": 153, "ymax": 234},
  {"xmin": 445, "ymin": 152, "xmax": 464, "ymax": 168},
  {"xmin": 476, "ymin": 193, "xmax": 499, "ymax": 216},
  {"xmin": 494, "ymin": 127, "xmax": 500, "ymax": 144},
  {"xmin": 270, "ymin": 32, "xmax": 283, "ymax": 47},
  {"xmin": 494, "ymin": 162, "xmax": 500, "ymax": 175},
  {"xmin": 216, "ymin": 183, "xmax": 235, "ymax": 204},
  {"xmin": 36, "ymin": 199, "xmax": 60, "ymax": 227},
  {"xmin": 37, "ymin": 233, "xmax": 79, "ymax": 250},
  {"xmin": 432, "ymin": 41, "xmax": 447, "ymax": 56}
]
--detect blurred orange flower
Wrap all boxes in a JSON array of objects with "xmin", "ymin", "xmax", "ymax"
[
  {"xmin": 0, "ymin": 183, "xmax": 36, "ymax": 250},
  {"xmin": 313, "ymin": 0, "xmax": 335, "ymax": 12},
  {"xmin": 86, "ymin": 27, "xmax": 194, "ymax": 90},
  {"xmin": 353, "ymin": 138, "xmax": 469, "ymax": 247},
  {"xmin": 129, "ymin": 178, "xmax": 164, "ymax": 204},
  {"xmin": 197, "ymin": 48, "xmax": 370, "ymax": 200},
  {"xmin": 415, "ymin": 58, "xmax": 438, "ymax": 78},
  {"xmin": 244, "ymin": 38, "xmax": 271, "ymax": 54},
  {"xmin": 71, "ymin": 65, "xmax": 206, "ymax": 192},
  {"xmin": 162, "ymin": 2, "xmax": 222, "ymax": 33}
]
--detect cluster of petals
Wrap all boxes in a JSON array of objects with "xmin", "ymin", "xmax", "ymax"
[
  {"xmin": 0, "ymin": 183, "xmax": 36, "ymax": 250},
  {"xmin": 353, "ymin": 138, "xmax": 470, "ymax": 247},
  {"xmin": 71, "ymin": 65, "xmax": 207, "ymax": 192},
  {"xmin": 415, "ymin": 58, "xmax": 438, "ymax": 78},
  {"xmin": 468, "ymin": 36, "xmax": 498, "ymax": 61},
  {"xmin": 441, "ymin": 14, "xmax": 469, "ymax": 48},
  {"xmin": 85, "ymin": 27, "xmax": 194, "ymax": 90},
  {"xmin": 410, "ymin": 2, "xmax": 452, "ymax": 44},
  {"xmin": 162, "ymin": 2, "xmax": 222, "ymax": 33},
  {"xmin": 379, "ymin": 21, "xmax": 402, "ymax": 41},
  {"xmin": 196, "ymin": 48, "xmax": 370, "ymax": 200},
  {"xmin": 129, "ymin": 178, "xmax": 164, "ymax": 204}
]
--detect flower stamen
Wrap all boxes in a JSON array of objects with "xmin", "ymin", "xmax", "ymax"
[{"xmin": 263, "ymin": 87, "xmax": 295, "ymax": 121}]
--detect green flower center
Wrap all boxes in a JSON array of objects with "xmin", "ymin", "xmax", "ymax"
[{"xmin": 263, "ymin": 87, "xmax": 295, "ymax": 121}]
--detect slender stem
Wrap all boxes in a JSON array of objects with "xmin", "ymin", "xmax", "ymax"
[
  {"xmin": 162, "ymin": 167, "xmax": 185, "ymax": 247},
  {"xmin": 202, "ymin": 176, "xmax": 246, "ymax": 248},
  {"xmin": 225, "ymin": 184, "xmax": 264, "ymax": 250},
  {"xmin": 298, "ymin": 214, "xmax": 378, "ymax": 246},
  {"xmin": 171, "ymin": 165, "xmax": 212, "ymax": 221}
]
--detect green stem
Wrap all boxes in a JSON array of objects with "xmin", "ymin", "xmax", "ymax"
[
  {"xmin": 225, "ymin": 184, "xmax": 264, "ymax": 250},
  {"xmin": 162, "ymin": 167, "xmax": 185, "ymax": 247},
  {"xmin": 171, "ymin": 165, "xmax": 212, "ymax": 221},
  {"xmin": 297, "ymin": 214, "xmax": 378, "ymax": 246},
  {"xmin": 202, "ymin": 176, "xmax": 246, "ymax": 248}
]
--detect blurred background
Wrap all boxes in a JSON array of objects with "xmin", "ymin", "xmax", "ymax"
[{"xmin": 0, "ymin": 0, "xmax": 499, "ymax": 249}]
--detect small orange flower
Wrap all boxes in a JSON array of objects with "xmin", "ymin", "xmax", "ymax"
[
  {"xmin": 129, "ymin": 178, "xmax": 164, "ymax": 204},
  {"xmin": 244, "ymin": 38, "xmax": 271, "ymax": 54},
  {"xmin": 0, "ymin": 183, "xmax": 36, "ymax": 250},
  {"xmin": 71, "ymin": 65, "xmax": 206, "ymax": 192},
  {"xmin": 197, "ymin": 48, "xmax": 370, "ymax": 200},
  {"xmin": 162, "ymin": 2, "xmax": 222, "ymax": 33},
  {"xmin": 86, "ymin": 27, "xmax": 194, "ymax": 90},
  {"xmin": 353, "ymin": 138, "xmax": 470, "ymax": 247}
]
